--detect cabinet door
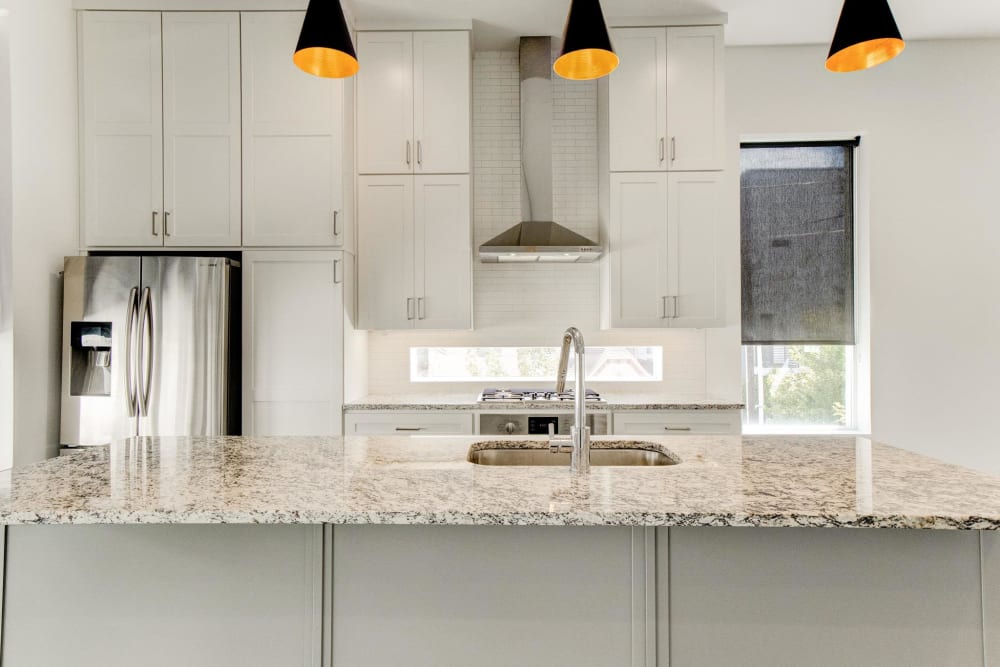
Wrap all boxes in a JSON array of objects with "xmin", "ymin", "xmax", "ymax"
[
  {"xmin": 357, "ymin": 32, "xmax": 414, "ymax": 174},
  {"xmin": 611, "ymin": 410, "xmax": 741, "ymax": 435},
  {"xmin": 242, "ymin": 12, "xmax": 344, "ymax": 247},
  {"xmin": 79, "ymin": 12, "xmax": 163, "ymax": 247},
  {"xmin": 414, "ymin": 176, "xmax": 471, "ymax": 329},
  {"xmin": 608, "ymin": 173, "xmax": 669, "ymax": 328},
  {"xmin": 243, "ymin": 251, "xmax": 345, "ymax": 436},
  {"xmin": 162, "ymin": 13, "xmax": 241, "ymax": 247},
  {"xmin": 666, "ymin": 172, "xmax": 724, "ymax": 327},
  {"xmin": 358, "ymin": 176, "xmax": 415, "ymax": 330},
  {"xmin": 344, "ymin": 412, "xmax": 474, "ymax": 436},
  {"xmin": 665, "ymin": 26, "xmax": 724, "ymax": 171},
  {"xmin": 607, "ymin": 28, "xmax": 667, "ymax": 173},
  {"xmin": 413, "ymin": 31, "xmax": 470, "ymax": 174}
]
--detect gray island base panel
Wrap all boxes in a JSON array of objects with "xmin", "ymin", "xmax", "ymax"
[{"xmin": 1, "ymin": 437, "xmax": 999, "ymax": 665}]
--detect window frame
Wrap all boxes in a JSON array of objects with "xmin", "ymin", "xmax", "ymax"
[{"xmin": 738, "ymin": 134, "xmax": 871, "ymax": 435}]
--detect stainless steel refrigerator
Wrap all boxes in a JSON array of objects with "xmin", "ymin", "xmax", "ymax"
[{"xmin": 60, "ymin": 256, "xmax": 240, "ymax": 447}]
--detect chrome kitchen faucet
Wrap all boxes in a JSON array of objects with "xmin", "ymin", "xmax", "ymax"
[{"xmin": 549, "ymin": 327, "xmax": 591, "ymax": 473}]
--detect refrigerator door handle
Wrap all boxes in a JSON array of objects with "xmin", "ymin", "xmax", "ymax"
[
  {"xmin": 137, "ymin": 286, "xmax": 153, "ymax": 417},
  {"xmin": 124, "ymin": 287, "xmax": 139, "ymax": 417}
]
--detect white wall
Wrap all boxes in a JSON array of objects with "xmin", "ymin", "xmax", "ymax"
[
  {"xmin": 366, "ymin": 50, "xmax": 716, "ymax": 397},
  {"xmin": 3, "ymin": 0, "xmax": 79, "ymax": 465},
  {"xmin": 727, "ymin": 40, "xmax": 1000, "ymax": 475},
  {"xmin": 0, "ymin": 10, "xmax": 12, "ymax": 471}
]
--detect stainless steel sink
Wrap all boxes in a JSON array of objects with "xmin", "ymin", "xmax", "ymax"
[{"xmin": 467, "ymin": 442, "xmax": 680, "ymax": 467}]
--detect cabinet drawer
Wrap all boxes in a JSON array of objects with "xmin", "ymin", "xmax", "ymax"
[
  {"xmin": 345, "ymin": 412, "xmax": 474, "ymax": 436},
  {"xmin": 611, "ymin": 410, "xmax": 740, "ymax": 435}
]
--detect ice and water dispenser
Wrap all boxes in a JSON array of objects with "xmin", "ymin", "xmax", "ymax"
[{"xmin": 69, "ymin": 321, "xmax": 112, "ymax": 396}]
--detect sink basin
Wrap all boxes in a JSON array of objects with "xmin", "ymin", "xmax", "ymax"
[{"xmin": 467, "ymin": 441, "xmax": 680, "ymax": 467}]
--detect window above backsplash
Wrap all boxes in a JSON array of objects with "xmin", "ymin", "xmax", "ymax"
[{"xmin": 410, "ymin": 346, "xmax": 663, "ymax": 383}]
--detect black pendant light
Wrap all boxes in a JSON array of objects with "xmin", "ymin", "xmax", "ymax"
[
  {"xmin": 293, "ymin": 0, "xmax": 359, "ymax": 78},
  {"xmin": 826, "ymin": 0, "xmax": 905, "ymax": 72},
  {"xmin": 554, "ymin": 0, "xmax": 619, "ymax": 80}
]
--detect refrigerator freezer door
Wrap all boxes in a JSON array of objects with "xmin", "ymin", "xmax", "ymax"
[
  {"xmin": 138, "ymin": 257, "xmax": 233, "ymax": 437},
  {"xmin": 60, "ymin": 256, "xmax": 142, "ymax": 446}
]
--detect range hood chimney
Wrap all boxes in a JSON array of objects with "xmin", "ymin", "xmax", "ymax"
[{"xmin": 479, "ymin": 36, "xmax": 602, "ymax": 264}]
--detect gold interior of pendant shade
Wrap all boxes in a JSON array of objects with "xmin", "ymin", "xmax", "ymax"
[
  {"xmin": 826, "ymin": 37, "xmax": 905, "ymax": 72},
  {"xmin": 293, "ymin": 46, "xmax": 359, "ymax": 78},
  {"xmin": 553, "ymin": 48, "xmax": 619, "ymax": 81}
]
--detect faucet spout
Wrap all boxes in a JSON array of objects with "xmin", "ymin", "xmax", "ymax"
[{"xmin": 552, "ymin": 327, "xmax": 590, "ymax": 473}]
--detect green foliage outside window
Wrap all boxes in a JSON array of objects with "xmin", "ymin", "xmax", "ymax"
[{"xmin": 762, "ymin": 346, "xmax": 847, "ymax": 425}]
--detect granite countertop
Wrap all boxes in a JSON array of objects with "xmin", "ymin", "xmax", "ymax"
[
  {"xmin": 1, "ymin": 435, "xmax": 999, "ymax": 529},
  {"xmin": 344, "ymin": 393, "xmax": 745, "ymax": 411}
]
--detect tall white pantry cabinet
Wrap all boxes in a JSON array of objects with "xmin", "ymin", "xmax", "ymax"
[
  {"xmin": 356, "ymin": 30, "xmax": 473, "ymax": 331},
  {"xmin": 77, "ymin": 11, "xmax": 362, "ymax": 436},
  {"xmin": 601, "ymin": 24, "xmax": 727, "ymax": 330}
]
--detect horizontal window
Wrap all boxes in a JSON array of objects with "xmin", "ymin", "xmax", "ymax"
[{"xmin": 410, "ymin": 347, "xmax": 663, "ymax": 383}]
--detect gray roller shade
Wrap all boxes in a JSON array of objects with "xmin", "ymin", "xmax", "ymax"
[{"xmin": 741, "ymin": 141, "xmax": 856, "ymax": 345}]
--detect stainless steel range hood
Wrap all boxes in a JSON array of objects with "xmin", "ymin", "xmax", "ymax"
[{"xmin": 479, "ymin": 36, "xmax": 602, "ymax": 264}]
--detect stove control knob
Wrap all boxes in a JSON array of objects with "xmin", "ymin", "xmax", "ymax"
[{"xmin": 501, "ymin": 421, "xmax": 520, "ymax": 435}]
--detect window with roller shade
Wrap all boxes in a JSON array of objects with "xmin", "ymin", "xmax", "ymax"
[{"xmin": 740, "ymin": 140, "xmax": 863, "ymax": 431}]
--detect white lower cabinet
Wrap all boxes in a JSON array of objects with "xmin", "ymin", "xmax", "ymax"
[
  {"xmin": 358, "ymin": 174, "xmax": 472, "ymax": 330},
  {"xmin": 242, "ymin": 251, "xmax": 348, "ymax": 436},
  {"xmin": 606, "ymin": 171, "xmax": 725, "ymax": 329},
  {"xmin": 344, "ymin": 411, "xmax": 473, "ymax": 436},
  {"xmin": 612, "ymin": 410, "xmax": 741, "ymax": 436}
]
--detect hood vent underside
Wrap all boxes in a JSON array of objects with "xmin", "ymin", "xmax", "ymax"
[{"xmin": 479, "ymin": 221, "xmax": 602, "ymax": 263}]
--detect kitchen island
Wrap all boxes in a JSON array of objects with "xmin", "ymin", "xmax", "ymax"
[{"xmin": 1, "ymin": 435, "xmax": 998, "ymax": 665}]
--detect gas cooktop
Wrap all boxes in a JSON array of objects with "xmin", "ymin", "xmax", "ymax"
[{"xmin": 478, "ymin": 388, "xmax": 604, "ymax": 403}]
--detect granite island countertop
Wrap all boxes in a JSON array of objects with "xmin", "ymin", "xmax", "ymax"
[
  {"xmin": 344, "ymin": 393, "xmax": 745, "ymax": 411},
  {"xmin": 1, "ymin": 435, "xmax": 999, "ymax": 528}
]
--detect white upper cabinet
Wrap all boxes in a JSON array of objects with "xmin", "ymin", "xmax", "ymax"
[
  {"xmin": 606, "ymin": 172, "xmax": 724, "ymax": 329},
  {"xmin": 666, "ymin": 172, "xmax": 725, "ymax": 327},
  {"xmin": 356, "ymin": 32, "xmax": 414, "ymax": 175},
  {"xmin": 608, "ymin": 25, "xmax": 723, "ymax": 172},
  {"xmin": 80, "ymin": 12, "xmax": 163, "ymax": 247},
  {"xmin": 241, "ymin": 12, "xmax": 348, "ymax": 248},
  {"xmin": 665, "ymin": 27, "xmax": 725, "ymax": 172},
  {"xmin": 358, "ymin": 175, "xmax": 471, "ymax": 330},
  {"xmin": 357, "ymin": 176, "xmax": 415, "ymax": 331},
  {"xmin": 357, "ymin": 31, "xmax": 470, "ymax": 175},
  {"xmin": 413, "ymin": 175, "xmax": 472, "ymax": 329},
  {"xmin": 412, "ymin": 32, "xmax": 471, "ymax": 174},
  {"xmin": 607, "ymin": 28, "xmax": 666, "ymax": 173},
  {"xmin": 80, "ymin": 12, "xmax": 241, "ymax": 248},
  {"xmin": 242, "ymin": 251, "xmax": 346, "ymax": 436},
  {"xmin": 162, "ymin": 13, "xmax": 241, "ymax": 247}
]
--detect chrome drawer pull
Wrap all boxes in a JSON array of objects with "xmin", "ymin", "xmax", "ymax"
[
  {"xmin": 664, "ymin": 426, "xmax": 692, "ymax": 432},
  {"xmin": 395, "ymin": 427, "xmax": 424, "ymax": 432}
]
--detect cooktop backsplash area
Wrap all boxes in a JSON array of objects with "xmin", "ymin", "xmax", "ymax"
[{"xmin": 365, "ymin": 49, "xmax": 729, "ymax": 398}]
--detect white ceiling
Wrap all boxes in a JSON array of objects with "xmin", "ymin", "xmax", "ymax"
[{"xmin": 349, "ymin": 0, "xmax": 1000, "ymax": 50}]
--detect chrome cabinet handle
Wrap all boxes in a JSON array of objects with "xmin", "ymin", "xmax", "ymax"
[
  {"xmin": 406, "ymin": 141, "xmax": 412, "ymax": 166},
  {"xmin": 137, "ymin": 287, "xmax": 153, "ymax": 417},
  {"xmin": 333, "ymin": 259, "xmax": 343, "ymax": 284},
  {"xmin": 417, "ymin": 140, "xmax": 422, "ymax": 167},
  {"xmin": 164, "ymin": 211, "xmax": 171, "ymax": 237},
  {"xmin": 672, "ymin": 295, "xmax": 679, "ymax": 319},
  {"xmin": 124, "ymin": 287, "xmax": 139, "ymax": 418},
  {"xmin": 417, "ymin": 297, "xmax": 426, "ymax": 320},
  {"xmin": 661, "ymin": 296, "xmax": 668, "ymax": 319},
  {"xmin": 333, "ymin": 210, "xmax": 340, "ymax": 237},
  {"xmin": 406, "ymin": 297, "xmax": 415, "ymax": 320},
  {"xmin": 664, "ymin": 426, "xmax": 692, "ymax": 432},
  {"xmin": 151, "ymin": 211, "xmax": 159, "ymax": 236},
  {"xmin": 395, "ymin": 427, "xmax": 424, "ymax": 432},
  {"xmin": 659, "ymin": 137, "xmax": 665, "ymax": 162},
  {"xmin": 670, "ymin": 136, "xmax": 676, "ymax": 162}
]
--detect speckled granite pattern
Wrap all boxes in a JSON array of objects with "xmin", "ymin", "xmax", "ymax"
[
  {"xmin": 344, "ymin": 393, "xmax": 744, "ymax": 411},
  {"xmin": 1, "ymin": 435, "xmax": 999, "ymax": 528}
]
